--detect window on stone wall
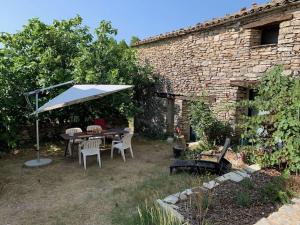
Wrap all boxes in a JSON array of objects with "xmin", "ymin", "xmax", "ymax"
[
  {"xmin": 250, "ymin": 23, "xmax": 280, "ymax": 47},
  {"xmin": 260, "ymin": 24, "xmax": 279, "ymax": 45},
  {"xmin": 248, "ymin": 89, "xmax": 258, "ymax": 117}
]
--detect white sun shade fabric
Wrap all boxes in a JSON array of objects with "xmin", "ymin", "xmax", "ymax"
[{"xmin": 36, "ymin": 84, "xmax": 133, "ymax": 114}]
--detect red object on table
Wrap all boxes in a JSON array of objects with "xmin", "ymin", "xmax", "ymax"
[{"xmin": 95, "ymin": 118, "xmax": 107, "ymax": 130}]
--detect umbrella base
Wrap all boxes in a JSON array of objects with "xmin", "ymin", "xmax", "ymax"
[{"xmin": 24, "ymin": 158, "xmax": 52, "ymax": 168}]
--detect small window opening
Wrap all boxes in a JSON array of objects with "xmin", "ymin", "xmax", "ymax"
[
  {"xmin": 248, "ymin": 89, "xmax": 258, "ymax": 117},
  {"xmin": 260, "ymin": 24, "xmax": 279, "ymax": 45}
]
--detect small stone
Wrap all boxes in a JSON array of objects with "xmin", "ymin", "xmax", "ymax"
[
  {"xmin": 164, "ymin": 195, "xmax": 179, "ymax": 204},
  {"xmin": 179, "ymin": 193, "xmax": 188, "ymax": 201},
  {"xmin": 223, "ymin": 172, "xmax": 244, "ymax": 182},
  {"xmin": 215, "ymin": 175, "xmax": 228, "ymax": 182},
  {"xmin": 173, "ymin": 192, "xmax": 180, "ymax": 198},
  {"xmin": 203, "ymin": 180, "xmax": 219, "ymax": 189},
  {"xmin": 243, "ymin": 164, "xmax": 261, "ymax": 174},
  {"xmin": 185, "ymin": 189, "xmax": 193, "ymax": 196},
  {"xmin": 234, "ymin": 170, "xmax": 250, "ymax": 178}
]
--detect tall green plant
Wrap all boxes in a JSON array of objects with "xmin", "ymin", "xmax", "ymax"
[
  {"xmin": 240, "ymin": 66, "xmax": 300, "ymax": 172},
  {"xmin": 189, "ymin": 98, "xmax": 232, "ymax": 145}
]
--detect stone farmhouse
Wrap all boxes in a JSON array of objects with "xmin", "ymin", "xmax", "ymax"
[{"xmin": 134, "ymin": 0, "xmax": 300, "ymax": 141}]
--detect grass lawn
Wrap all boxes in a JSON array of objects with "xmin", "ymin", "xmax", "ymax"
[{"xmin": 0, "ymin": 137, "xmax": 211, "ymax": 225}]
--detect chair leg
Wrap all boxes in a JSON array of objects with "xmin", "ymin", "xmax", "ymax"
[
  {"xmin": 129, "ymin": 146, "xmax": 134, "ymax": 158},
  {"xmin": 120, "ymin": 148, "xmax": 126, "ymax": 162},
  {"xmin": 83, "ymin": 154, "xmax": 87, "ymax": 170},
  {"xmin": 97, "ymin": 153, "xmax": 101, "ymax": 168},
  {"xmin": 68, "ymin": 142, "xmax": 72, "ymax": 156},
  {"xmin": 79, "ymin": 151, "xmax": 81, "ymax": 165},
  {"xmin": 111, "ymin": 146, "xmax": 114, "ymax": 159}
]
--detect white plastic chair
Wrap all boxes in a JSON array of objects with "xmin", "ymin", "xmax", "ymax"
[
  {"xmin": 87, "ymin": 125, "xmax": 102, "ymax": 133},
  {"xmin": 111, "ymin": 133, "xmax": 133, "ymax": 162},
  {"xmin": 66, "ymin": 127, "xmax": 83, "ymax": 156},
  {"xmin": 87, "ymin": 125, "xmax": 105, "ymax": 147},
  {"xmin": 78, "ymin": 139, "xmax": 102, "ymax": 170},
  {"xmin": 124, "ymin": 127, "xmax": 134, "ymax": 134}
]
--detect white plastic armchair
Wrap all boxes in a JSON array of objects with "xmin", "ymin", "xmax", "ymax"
[
  {"xmin": 116, "ymin": 127, "xmax": 133, "ymax": 140},
  {"xmin": 111, "ymin": 133, "xmax": 133, "ymax": 162},
  {"xmin": 78, "ymin": 139, "xmax": 102, "ymax": 170},
  {"xmin": 66, "ymin": 127, "xmax": 83, "ymax": 156}
]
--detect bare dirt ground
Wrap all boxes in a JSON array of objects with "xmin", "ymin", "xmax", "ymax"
[{"xmin": 0, "ymin": 138, "xmax": 206, "ymax": 225}]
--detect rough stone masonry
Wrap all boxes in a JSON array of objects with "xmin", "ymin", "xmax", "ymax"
[{"xmin": 134, "ymin": 0, "xmax": 300, "ymax": 140}]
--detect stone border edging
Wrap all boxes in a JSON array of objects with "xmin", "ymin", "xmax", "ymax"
[{"xmin": 156, "ymin": 164, "xmax": 261, "ymax": 223}]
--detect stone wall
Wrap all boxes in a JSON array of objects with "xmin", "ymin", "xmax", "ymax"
[{"xmin": 135, "ymin": 6, "xmax": 300, "ymax": 140}]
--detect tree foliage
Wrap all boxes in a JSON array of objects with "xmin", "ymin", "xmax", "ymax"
[
  {"xmin": 240, "ymin": 66, "xmax": 300, "ymax": 172},
  {"xmin": 0, "ymin": 16, "xmax": 154, "ymax": 150}
]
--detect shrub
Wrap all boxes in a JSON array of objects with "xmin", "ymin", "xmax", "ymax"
[
  {"xmin": 240, "ymin": 66, "xmax": 300, "ymax": 172},
  {"xmin": 261, "ymin": 175, "xmax": 294, "ymax": 204},
  {"xmin": 189, "ymin": 98, "xmax": 232, "ymax": 145},
  {"xmin": 235, "ymin": 191, "xmax": 251, "ymax": 207},
  {"xmin": 240, "ymin": 177, "xmax": 254, "ymax": 190},
  {"xmin": 189, "ymin": 192, "xmax": 212, "ymax": 225}
]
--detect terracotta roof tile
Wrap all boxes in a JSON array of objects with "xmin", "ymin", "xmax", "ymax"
[{"xmin": 134, "ymin": 0, "xmax": 300, "ymax": 46}]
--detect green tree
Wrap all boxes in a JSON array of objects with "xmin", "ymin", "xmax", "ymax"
[
  {"xmin": 130, "ymin": 36, "xmax": 140, "ymax": 46},
  {"xmin": 0, "ymin": 17, "xmax": 153, "ymax": 150}
]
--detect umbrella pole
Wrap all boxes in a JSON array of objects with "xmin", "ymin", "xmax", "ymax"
[
  {"xmin": 24, "ymin": 91, "xmax": 52, "ymax": 167},
  {"xmin": 24, "ymin": 80, "xmax": 75, "ymax": 168}
]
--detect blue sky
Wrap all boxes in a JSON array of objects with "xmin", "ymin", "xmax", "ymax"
[{"xmin": 0, "ymin": 0, "xmax": 269, "ymax": 43}]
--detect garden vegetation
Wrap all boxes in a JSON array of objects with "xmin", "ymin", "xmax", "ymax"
[
  {"xmin": 240, "ymin": 66, "xmax": 300, "ymax": 173},
  {"xmin": 0, "ymin": 16, "xmax": 154, "ymax": 150}
]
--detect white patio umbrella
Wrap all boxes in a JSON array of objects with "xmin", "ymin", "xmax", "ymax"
[
  {"xmin": 36, "ymin": 84, "xmax": 133, "ymax": 113},
  {"xmin": 24, "ymin": 83, "xmax": 133, "ymax": 167}
]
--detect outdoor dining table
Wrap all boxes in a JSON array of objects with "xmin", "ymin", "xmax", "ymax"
[{"xmin": 60, "ymin": 128, "xmax": 128, "ymax": 158}]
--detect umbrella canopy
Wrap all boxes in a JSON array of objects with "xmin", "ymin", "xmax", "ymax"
[{"xmin": 36, "ymin": 84, "xmax": 133, "ymax": 114}]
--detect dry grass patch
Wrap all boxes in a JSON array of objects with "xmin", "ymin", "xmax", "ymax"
[{"xmin": 0, "ymin": 138, "xmax": 211, "ymax": 225}]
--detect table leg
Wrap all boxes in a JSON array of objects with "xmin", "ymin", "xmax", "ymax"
[
  {"xmin": 71, "ymin": 141, "xmax": 75, "ymax": 160},
  {"xmin": 64, "ymin": 141, "xmax": 69, "ymax": 157}
]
